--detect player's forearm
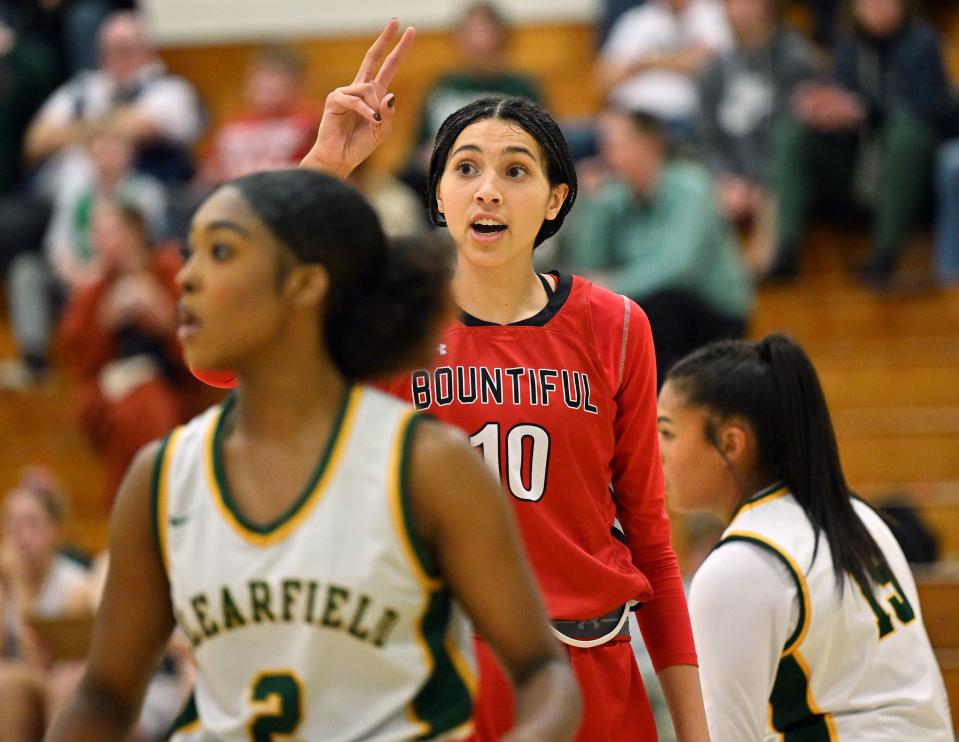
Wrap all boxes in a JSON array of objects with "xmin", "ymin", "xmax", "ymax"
[
  {"xmin": 44, "ymin": 676, "xmax": 138, "ymax": 741},
  {"xmin": 505, "ymin": 656, "xmax": 582, "ymax": 742},
  {"xmin": 658, "ymin": 664, "xmax": 710, "ymax": 742}
]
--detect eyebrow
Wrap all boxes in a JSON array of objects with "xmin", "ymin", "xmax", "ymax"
[
  {"xmin": 656, "ymin": 415, "xmax": 672, "ymax": 424},
  {"xmin": 450, "ymin": 143, "xmax": 538, "ymax": 160},
  {"xmin": 205, "ymin": 219, "xmax": 250, "ymax": 237}
]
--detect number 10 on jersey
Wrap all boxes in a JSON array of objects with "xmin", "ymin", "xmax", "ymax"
[{"xmin": 470, "ymin": 422, "xmax": 551, "ymax": 502}]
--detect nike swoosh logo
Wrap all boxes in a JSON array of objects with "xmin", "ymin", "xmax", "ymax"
[{"xmin": 168, "ymin": 514, "xmax": 190, "ymax": 527}]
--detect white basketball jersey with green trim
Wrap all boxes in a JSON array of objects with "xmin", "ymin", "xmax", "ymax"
[
  {"xmin": 719, "ymin": 485, "xmax": 952, "ymax": 741},
  {"xmin": 154, "ymin": 385, "xmax": 476, "ymax": 741}
]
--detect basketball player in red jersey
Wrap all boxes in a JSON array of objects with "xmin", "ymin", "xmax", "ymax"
[{"xmin": 298, "ymin": 50, "xmax": 709, "ymax": 742}]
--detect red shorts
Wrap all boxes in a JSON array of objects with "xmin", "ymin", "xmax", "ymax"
[{"xmin": 468, "ymin": 637, "xmax": 657, "ymax": 741}]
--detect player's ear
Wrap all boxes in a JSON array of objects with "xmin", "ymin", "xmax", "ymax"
[
  {"xmin": 286, "ymin": 264, "xmax": 330, "ymax": 310},
  {"xmin": 715, "ymin": 419, "xmax": 750, "ymax": 466},
  {"xmin": 436, "ymin": 195, "xmax": 444, "ymax": 215},
  {"xmin": 545, "ymin": 183, "xmax": 569, "ymax": 221}
]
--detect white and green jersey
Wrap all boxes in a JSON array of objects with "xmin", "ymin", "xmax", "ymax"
[
  {"xmin": 690, "ymin": 484, "xmax": 953, "ymax": 742},
  {"xmin": 154, "ymin": 385, "xmax": 476, "ymax": 741}
]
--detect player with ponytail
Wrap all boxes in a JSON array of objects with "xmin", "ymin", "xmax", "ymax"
[{"xmin": 657, "ymin": 334, "xmax": 953, "ymax": 740}]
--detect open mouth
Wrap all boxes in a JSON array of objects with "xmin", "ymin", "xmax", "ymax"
[
  {"xmin": 470, "ymin": 218, "xmax": 507, "ymax": 239},
  {"xmin": 472, "ymin": 223, "xmax": 506, "ymax": 235},
  {"xmin": 177, "ymin": 304, "xmax": 201, "ymax": 339}
]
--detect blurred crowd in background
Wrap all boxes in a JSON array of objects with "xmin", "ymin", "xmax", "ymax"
[{"xmin": 0, "ymin": 0, "xmax": 955, "ymax": 738}]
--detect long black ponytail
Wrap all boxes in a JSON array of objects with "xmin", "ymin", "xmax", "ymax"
[{"xmin": 667, "ymin": 334, "xmax": 892, "ymax": 594}]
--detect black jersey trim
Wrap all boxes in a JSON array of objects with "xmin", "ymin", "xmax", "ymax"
[
  {"xmin": 770, "ymin": 652, "xmax": 837, "ymax": 740},
  {"xmin": 718, "ymin": 532, "xmax": 810, "ymax": 654},
  {"xmin": 460, "ymin": 271, "xmax": 572, "ymax": 327},
  {"xmin": 165, "ymin": 691, "xmax": 200, "ymax": 735}
]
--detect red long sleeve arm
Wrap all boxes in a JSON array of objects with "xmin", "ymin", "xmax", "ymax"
[
  {"xmin": 58, "ymin": 281, "xmax": 117, "ymax": 379},
  {"xmin": 610, "ymin": 301, "xmax": 697, "ymax": 671}
]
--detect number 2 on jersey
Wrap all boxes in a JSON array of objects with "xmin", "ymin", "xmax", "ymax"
[
  {"xmin": 249, "ymin": 671, "xmax": 303, "ymax": 741},
  {"xmin": 861, "ymin": 569, "xmax": 916, "ymax": 639},
  {"xmin": 470, "ymin": 422, "xmax": 551, "ymax": 502}
]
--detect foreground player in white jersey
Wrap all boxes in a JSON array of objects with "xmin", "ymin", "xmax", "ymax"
[
  {"xmin": 45, "ymin": 24, "xmax": 581, "ymax": 742},
  {"xmin": 657, "ymin": 334, "xmax": 953, "ymax": 741}
]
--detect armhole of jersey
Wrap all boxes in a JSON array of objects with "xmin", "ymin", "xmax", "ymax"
[
  {"xmin": 719, "ymin": 532, "xmax": 811, "ymax": 655},
  {"xmin": 165, "ymin": 691, "xmax": 200, "ymax": 738},
  {"xmin": 151, "ymin": 427, "xmax": 182, "ymax": 580},
  {"xmin": 390, "ymin": 412, "xmax": 442, "ymax": 590},
  {"xmin": 618, "ymin": 294, "xmax": 631, "ymax": 395}
]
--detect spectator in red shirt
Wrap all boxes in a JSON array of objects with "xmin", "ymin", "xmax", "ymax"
[
  {"xmin": 57, "ymin": 199, "xmax": 191, "ymax": 506},
  {"xmin": 200, "ymin": 46, "xmax": 319, "ymax": 186}
]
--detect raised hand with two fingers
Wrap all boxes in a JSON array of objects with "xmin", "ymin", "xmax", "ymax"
[{"xmin": 301, "ymin": 19, "xmax": 416, "ymax": 178}]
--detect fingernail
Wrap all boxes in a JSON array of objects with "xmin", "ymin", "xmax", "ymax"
[
  {"xmin": 387, "ymin": 95, "xmax": 396, "ymax": 108},
  {"xmin": 373, "ymin": 111, "xmax": 382, "ymax": 122}
]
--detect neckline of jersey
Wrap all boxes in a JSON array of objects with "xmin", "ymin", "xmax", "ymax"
[
  {"xmin": 730, "ymin": 480, "xmax": 789, "ymax": 522},
  {"xmin": 208, "ymin": 384, "xmax": 357, "ymax": 538},
  {"xmin": 459, "ymin": 271, "xmax": 573, "ymax": 328}
]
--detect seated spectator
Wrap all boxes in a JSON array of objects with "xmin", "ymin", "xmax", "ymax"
[
  {"xmin": 0, "ymin": 10, "xmax": 200, "ymax": 333},
  {"xmin": 23, "ymin": 9, "xmax": 203, "ymax": 193},
  {"xmin": 564, "ymin": 110, "xmax": 753, "ymax": 384},
  {"xmin": 699, "ymin": 0, "xmax": 820, "ymax": 272},
  {"xmin": 596, "ymin": 0, "xmax": 731, "ymax": 141},
  {"xmin": 198, "ymin": 46, "xmax": 318, "ymax": 186},
  {"xmin": 57, "ymin": 199, "xmax": 188, "ymax": 506},
  {"xmin": 770, "ymin": 0, "xmax": 949, "ymax": 285},
  {"xmin": 0, "ymin": 469, "xmax": 91, "ymax": 660},
  {"xmin": 170, "ymin": 45, "xmax": 320, "ymax": 243},
  {"xmin": 402, "ymin": 1, "xmax": 543, "ymax": 197},
  {"xmin": 3, "ymin": 120, "xmax": 168, "ymax": 386},
  {"xmin": 934, "ymin": 138, "xmax": 959, "ymax": 286},
  {"xmin": 0, "ymin": 469, "xmax": 92, "ymax": 741}
]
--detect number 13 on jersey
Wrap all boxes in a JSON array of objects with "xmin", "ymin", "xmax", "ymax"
[{"xmin": 470, "ymin": 422, "xmax": 551, "ymax": 502}]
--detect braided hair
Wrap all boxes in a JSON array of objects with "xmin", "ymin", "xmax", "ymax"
[{"xmin": 427, "ymin": 96, "xmax": 578, "ymax": 247}]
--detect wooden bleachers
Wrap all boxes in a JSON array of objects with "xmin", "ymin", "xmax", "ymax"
[
  {"xmin": 915, "ymin": 570, "xmax": 959, "ymax": 723},
  {"xmin": 0, "ymin": 344, "xmax": 108, "ymax": 556}
]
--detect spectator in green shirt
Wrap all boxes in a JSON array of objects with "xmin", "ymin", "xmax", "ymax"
[
  {"xmin": 564, "ymin": 109, "xmax": 754, "ymax": 384},
  {"xmin": 401, "ymin": 2, "xmax": 542, "ymax": 201}
]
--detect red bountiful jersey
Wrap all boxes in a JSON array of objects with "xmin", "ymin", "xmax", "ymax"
[{"xmin": 386, "ymin": 273, "xmax": 696, "ymax": 670}]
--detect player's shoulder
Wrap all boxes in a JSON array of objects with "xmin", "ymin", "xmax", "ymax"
[
  {"xmin": 363, "ymin": 383, "xmax": 416, "ymax": 415},
  {"xmin": 567, "ymin": 274, "xmax": 650, "ymax": 339},
  {"xmin": 693, "ymin": 534, "xmax": 798, "ymax": 613},
  {"xmin": 564, "ymin": 273, "xmax": 620, "ymax": 317}
]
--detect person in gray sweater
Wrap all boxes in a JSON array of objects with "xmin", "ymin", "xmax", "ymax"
[{"xmin": 698, "ymin": 0, "xmax": 820, "ymax": 272}]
